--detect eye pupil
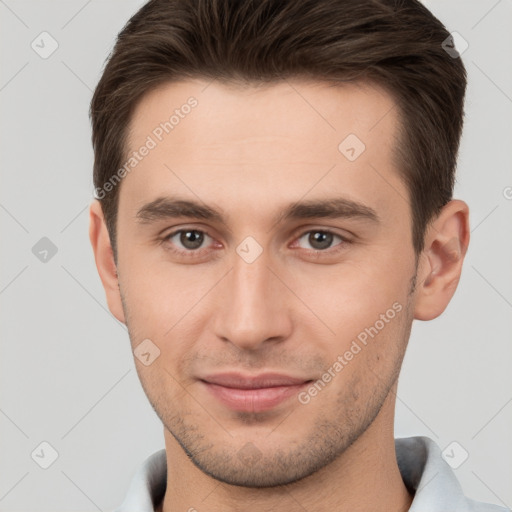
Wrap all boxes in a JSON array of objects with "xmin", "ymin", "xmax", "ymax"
[
  {"xmin": 309, "ymin": 231, "xmax": 333, "ymax": 250},
  {"xmin": 180, "ymin": 230, "xmax": 204, "ymax": 249}
]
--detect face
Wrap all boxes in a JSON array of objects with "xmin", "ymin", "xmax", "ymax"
[{"xmin": 113, "ymin": 79, "xmax": 419, "ymax": 486}]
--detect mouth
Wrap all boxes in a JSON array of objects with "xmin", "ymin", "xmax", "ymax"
[{"xmin": 199, "ymin": 372, "xmax": 313, "ymax": 413}]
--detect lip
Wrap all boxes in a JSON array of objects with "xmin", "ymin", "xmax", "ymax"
[{"xmin": 200, "ymin": 372, "xmax": 312, "ymax": 413}]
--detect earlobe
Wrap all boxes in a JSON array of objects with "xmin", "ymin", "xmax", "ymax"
[
  {"xmin": 413, "ymin": 200, "xmax": 470, "ymax": 321},
  {"xmin": 88, "ymin": 200, "xmax": 126, "ymax": 324}
]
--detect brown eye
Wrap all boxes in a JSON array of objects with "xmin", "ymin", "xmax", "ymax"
[
  {"xmin": 166, "ymin": 229, "xmax": 211, "ymax": 251},
  {"xmin": 297, "ymin": 230, "xmax": 343, "ymax": 251},
  {"xmin": 180, "ymin": 230, "xmax": 204, "ymax": 249}
]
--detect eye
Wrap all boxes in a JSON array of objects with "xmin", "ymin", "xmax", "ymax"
[
  {"xmin": 295, "ymin": 230, "xmax": 345, "ymax": 251},
  {"xmin": 165, "ymin": 229, "xmax": 213, "ymax": 251}
]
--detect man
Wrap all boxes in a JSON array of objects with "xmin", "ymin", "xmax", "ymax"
[{"xmin": 88, "ymin": 0, "xmax": 507, "ymax": 511}]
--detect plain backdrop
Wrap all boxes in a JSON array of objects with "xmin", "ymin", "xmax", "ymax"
[{"xmin": 1, "ymin": 0, "xmax": 511, "ymax": 510}]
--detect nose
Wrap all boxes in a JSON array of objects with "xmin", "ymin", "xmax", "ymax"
[{"xmin": 213, "ymin": 251, "xmax": 293, "ymax": 351}]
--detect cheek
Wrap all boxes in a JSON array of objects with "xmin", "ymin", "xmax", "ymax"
[
  {"xmin": 290, "ymin": 252, "xmax": 411, "ymax": 345},
  {"xmin": 119, "ymin": 256, "xmax": 219, "ymax": 348}
]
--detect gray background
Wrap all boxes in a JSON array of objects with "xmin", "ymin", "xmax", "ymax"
[{"xmin": 1, "ymin": 0, "xmax": 511, "ymax": 510}]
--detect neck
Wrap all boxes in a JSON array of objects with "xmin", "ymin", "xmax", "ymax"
[{"xmin": 158, "ymin": 387, "xmax": 413, "ymax": 512}]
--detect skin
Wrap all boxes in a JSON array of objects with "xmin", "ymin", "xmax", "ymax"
[{"xmin": 90, "ymin": 79, "xmax": 469, "ymax": 512}]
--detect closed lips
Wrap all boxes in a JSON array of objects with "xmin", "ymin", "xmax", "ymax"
[{"xmin": 200, "ymin": 373, "xmax": 312, "ymax": 389}]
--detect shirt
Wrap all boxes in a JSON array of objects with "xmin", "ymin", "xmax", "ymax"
[{"xmin": 114, "ymin": 436, "xmax": 509, "ymax": 511}]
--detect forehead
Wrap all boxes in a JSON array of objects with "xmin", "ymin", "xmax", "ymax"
[
  {"xmin": 127, "ymin": 78, "xmax": 398, "ymax": 152},
  {"xmin": 120, "ymin": 78, "xmax": 404, "ymax": 223}
]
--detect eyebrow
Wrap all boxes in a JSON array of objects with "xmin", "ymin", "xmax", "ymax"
[{"xmin": 135, "ymin": 196, "xmax": 379, "ymax": 227}]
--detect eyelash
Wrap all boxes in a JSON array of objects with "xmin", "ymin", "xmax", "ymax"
[{"xmin": 161, "ymin": 227, "xmax": 349, "ymax": 259}]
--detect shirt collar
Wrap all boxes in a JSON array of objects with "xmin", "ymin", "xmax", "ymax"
[{"xmin": 396, "ymin": 436, "xmax": 465, "ymax": 511}]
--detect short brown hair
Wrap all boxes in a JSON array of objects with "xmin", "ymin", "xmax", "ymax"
[{"xmin": 90, "ymin": 0, "xmax": 467, "ymax": 258}]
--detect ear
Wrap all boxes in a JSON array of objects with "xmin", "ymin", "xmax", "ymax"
[
  {"xmin": 88, "ymin": 200, "xmax": 126, "ymax": 324},
  {"xmin": 414, "ymin": 199, "xmax": 470, "ymax": 321}
]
